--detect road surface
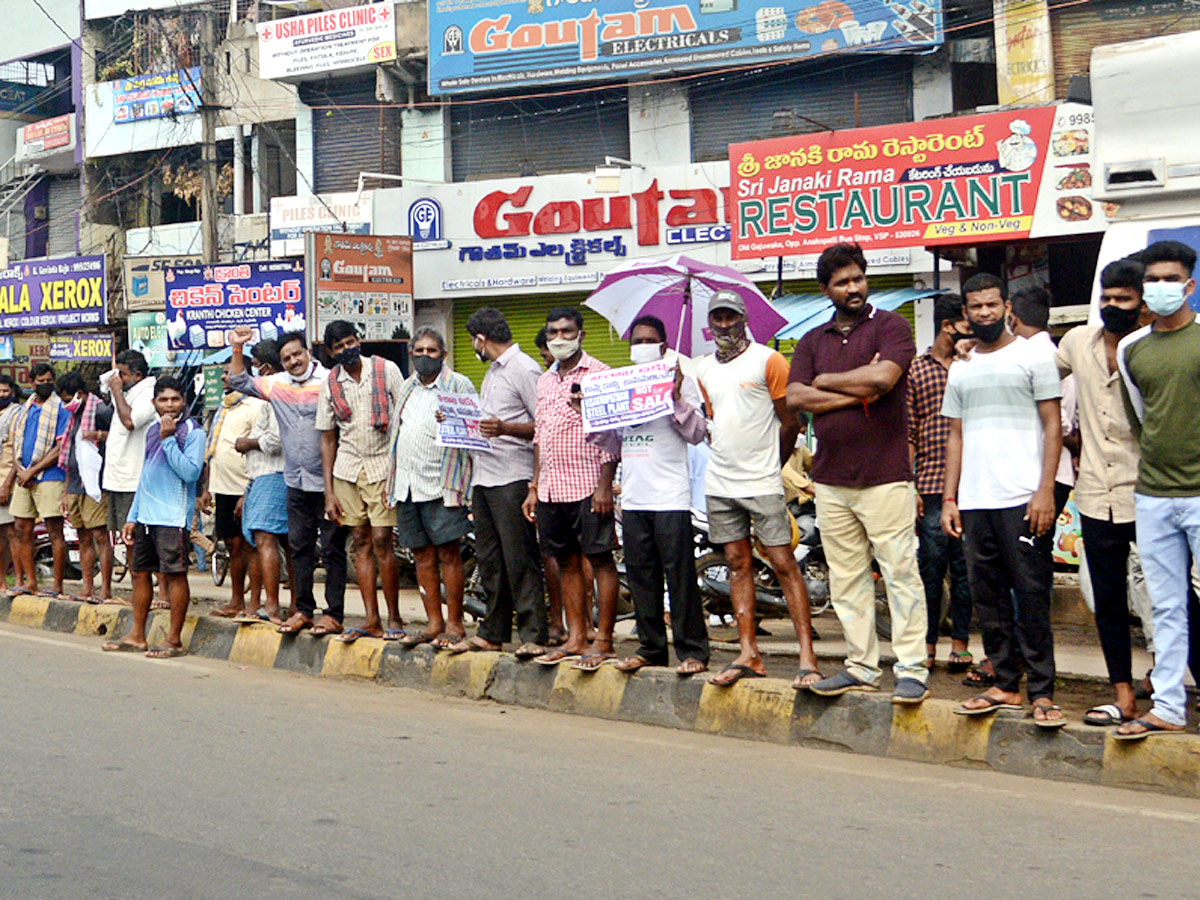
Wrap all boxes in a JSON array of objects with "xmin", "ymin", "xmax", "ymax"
[{"xmin": 1, "ymin": 622, "xmax": 1197, "ymax": 899}]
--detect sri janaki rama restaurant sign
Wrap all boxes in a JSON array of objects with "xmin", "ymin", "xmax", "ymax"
[{"xmin": 730, "ymin": 103, "xmax": 1098, "ymax": 258}]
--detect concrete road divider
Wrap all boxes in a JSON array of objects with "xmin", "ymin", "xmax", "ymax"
[{"xmin": 0, "ymin": 594, "xmax": 1191, "ymax": 798}]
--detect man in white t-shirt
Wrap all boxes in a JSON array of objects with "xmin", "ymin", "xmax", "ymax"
[
  {"xmin": 588, "ymin": 315, "xmax": 710, "ymax": 676},
  {"xmin": 941, "ymin": 273, "xmax": 1065, "ymax": 727},
  {"xmin": 694, "ymin": 291, "xmax": 820, "ymax": 689},
  {"xmin": 101, "ymin": 350, "xmax": 157, "ymax": 534}
]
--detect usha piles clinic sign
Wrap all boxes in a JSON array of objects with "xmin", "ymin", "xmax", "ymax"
[{"xmin": 730, "ymin": 103, "xmax": 1098, "ymax": 258}]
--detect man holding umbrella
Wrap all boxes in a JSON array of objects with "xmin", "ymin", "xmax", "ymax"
[{"xmin": 694, "ymin": 291, "xmax": 822, "ymax": 688}]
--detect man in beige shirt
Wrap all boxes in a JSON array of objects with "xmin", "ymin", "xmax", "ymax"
[{"xmin": 1056, "ymin": 258, "xmax": 1148, "ymax": 726}]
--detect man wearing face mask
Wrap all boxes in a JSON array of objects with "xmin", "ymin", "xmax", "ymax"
[
  {"xmin": 1056, "ymin": 258, "xmax": 1150, "ymax": 727},
  {"xmin": 943, "ymin": 272, "xmax": 1064, "ymax": 727},
  {"xmin": 521, "ymin": 307, "xmax": 622, "ymax": 670},
  {"xmin": 1115, "ymin": 240, "xmax": 1200, "ymax": 739},
  {"xmin": 451, "ymin": 308, "xmax": 547, "ymax": 657},
  {"xmin": 906, "ymin": 293, "xmax": 976, "ymax": 673},
  {"xmin": 8, "ymin": 363, "xmax": 72, "ymax": 599},
  {"xmin": 0, "ymin": 376, "xmax": 27, "ymax": 596},
  {"xmin": 589, "ymin": 315, "xmax": 711, "ymax": 675},
  {"xmin": 317, "ymin": 320, "xmax": 405, "ymax": 643},
  {"xmin": 56, "ymin": 371, "xmax": 114, "ymax": 603}
]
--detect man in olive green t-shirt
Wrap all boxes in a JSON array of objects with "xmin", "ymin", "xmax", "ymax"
[{"xmin": 1116, "ymin": 239, "xmax": 1200, "ymax": 740}]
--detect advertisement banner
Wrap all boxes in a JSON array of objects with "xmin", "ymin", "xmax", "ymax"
[
  {"xmin": 308, "ymin": 233, "xmax": 414, "ymax": 342},
  {"xmin": 435, "ymin": 391, "xmax": 491, "ymax": 450},
  {"xmin": 123, "ymin": 255, "xmax": 203, "ymax": 312},
  {"xmin": 128, "ymin": 311, "xmax": 168, "ymax": 359},
  {"xmin": 20, "ymin": 114, "xmax": 73, "ymax": 156},
  {"xmin": 730, "ymin": 103, "xmax": 1098, "ymax": 258},
  {"xmin": 163, "ymin": 260, "xmax": 306, "ymax": 350},
  {"xmin": 429, "ymin": 0, "xmax": 942, "ymax": 95},
  {"xmin": 994, "ymin": 0, "xmax": 1054, "ymax": 106},
  {"xmin": 0, "ymin": 256, "xmax": 107, "ymax": 332},
  {"xmin": 49, "ymin": 332, "xmax": 113, "ymax": 361},
  {"xmin": 112, "ymin": 68, "xmax": 200, "ymax": 123},
  {"xmin": 580, "ymin": 360, "xmax": 675, "ymax": 433},
  {"xmin": 269, "ymin": 192, "xmax": 373, "ymax": 257},
  {"xmin": 258, "ymin": 4, "xmax": 396, "ymax": 80}
]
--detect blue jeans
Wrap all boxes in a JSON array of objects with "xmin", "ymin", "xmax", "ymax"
[
  {"xmin": 918, "ymin": 494, "xmax": 972, "ymax": 646},
  {"xmin": 1135, "ymin": 492, "xmax": 1200, "ymax": 727}
]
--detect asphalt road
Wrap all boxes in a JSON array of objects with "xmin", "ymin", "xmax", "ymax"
[{"xmin": 3, "ymin": 623, "xmax": 1200, "ymax": 900}]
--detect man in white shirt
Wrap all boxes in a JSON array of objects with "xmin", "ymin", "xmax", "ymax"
[
  {"xmin": 101, "ymin": 350, "xmax": 157, "ymax": 534},
  {"xmin": 591, "ymin": 316, "xmax": 711, "ymax": 676}
]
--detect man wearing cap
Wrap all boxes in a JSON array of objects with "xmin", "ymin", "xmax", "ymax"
[
  {"xmin": 788, "ymin": 242, "xmax": 929, "ymax": 704},
  {"xmin": 693, "ymin": 290, "xmax": 821, "ymax": 688}
]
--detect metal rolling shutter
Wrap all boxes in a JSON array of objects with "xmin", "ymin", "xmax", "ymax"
[
  {"xmin": 1051, "ymin": 1, "xmax": 1200, "ymax": 99},
  {"xmin": 47, "ymin": 175, "xmax": 79, "ymax": 257},
  {"xmin": 689, "ymin": 56, "xmax": 913, "ymax": 162},
  {"xmin": 450, "ymin": 89, "xmax": 630, "ymax": 182},
  {"xmin": 301, "ymin": 77, "xmax": 401, "ymax": 194}
]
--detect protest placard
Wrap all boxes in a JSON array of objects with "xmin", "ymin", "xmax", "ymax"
[
  {"xmin": 435, "ymin": 391, "xmax": 491, "ymax": 451},
  {"xmin": 580, "ymin": 360, "xmax": 675, "ymax": 433}
]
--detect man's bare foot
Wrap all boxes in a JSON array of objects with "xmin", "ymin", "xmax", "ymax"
[
  {"xmin": 1115, "ymin": 711, "xmax": 1186, "ymax": 738},
  {"xmin": 210, "ymin": 604, "xmax": 243, "ymax": 618}
]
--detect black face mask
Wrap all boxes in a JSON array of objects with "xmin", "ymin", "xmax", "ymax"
[
  {"xmin": 949, "ymin": 329, "xmax": 973, "ymax": 345},
  {"xmin": 334, "ymin": 346, "xmax": 361, "ymax": 368},
  {"xmin": 1100, "ymin": 304, "xmax": 1141, "ymax": 335},
  {"xmin": 0, "ymin": 396, "xmax": 11, "ymax": 410},
  {"xmin": 970, "ymin": 319, "xmax": 1006, "ymax": 344},
  {"xmin": 413, "ymin": 355, "xmax": 443, "ymax": 378},
  {"xmin": 34, "ymin": 383, "xmax": 54, "ymax": 401}
]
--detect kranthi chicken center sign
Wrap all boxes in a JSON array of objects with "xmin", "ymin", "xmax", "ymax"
[
  {"xmin": 730, "ymin": 103, "xmax": 1098, "ymax": 258},
  {"xmin": 0, "ymin": 256, "xmax": 108, "ymax": 331}
]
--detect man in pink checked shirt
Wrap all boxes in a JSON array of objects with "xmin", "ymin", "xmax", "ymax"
[{"xmin": 521, "ymin": 307, "xmax": 621, "ymax": 672}]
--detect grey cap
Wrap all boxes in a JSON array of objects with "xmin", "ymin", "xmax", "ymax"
[{"xmin": 708, "ymin": 289, "xmax": 746, "ymax": 316}]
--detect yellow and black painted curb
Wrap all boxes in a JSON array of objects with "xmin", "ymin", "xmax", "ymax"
[{"xmin": 4, "ymin": 593, "xmax": 1196, "ymax": 799}]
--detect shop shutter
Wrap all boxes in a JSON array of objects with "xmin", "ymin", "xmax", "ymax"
[
  {"xmin": 689, "ymin": 56, "xmax": 913, "ymax": 162},
  {"xmin": 1051, "ymin": 1, "xmax": 1200, "ymax": 99},
  {"xmin": 46, "ymin": 175, "xmax": 79, "ymax": 257},
  {"xmin": 301, "ymin": 77, "xmax": 401, "ymax": 194},
  {"xmin": 450, "ymin": 88, "xmax": 630, "ymax": 182}
]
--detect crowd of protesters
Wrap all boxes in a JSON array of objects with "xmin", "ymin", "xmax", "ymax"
[{"xmin": 2, "ymin": 238, "xmax": 1196, "ymax": 738}]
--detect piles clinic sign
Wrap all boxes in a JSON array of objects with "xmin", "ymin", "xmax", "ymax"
[
  {"xmin": 0, "ymin": 256, "xmax": 107, "ymax": 332},
  {"xmin": 731, "ymin": 103, "xmax": 1098, "ymax": 258},
  {"xmin": 258, "ymin": 4, "xmax": 396, "ymax": 79}
]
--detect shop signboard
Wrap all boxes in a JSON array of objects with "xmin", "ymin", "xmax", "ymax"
[
  {"xmin": 123, "ymin": 254, "xmax": 203, "ymax": 312},
  {"xmin": 49, "ymin": 332, "xmax": 113, "ymax": 361},
  {"xmin": 163, "ymin": 260, "xmax": 306, "ymax": 350},
  {"xmin": 112, "ymin": 68, "xmax": 200, "ymax": 123},
  {"xmin": 994, "ymin": 0, "xmax": 1054, "ymax": 106},
  {"xmin": 203, "ymin": 365, "xmax": 224, "ymax": 411},
  {"xmin": 307, "ymin": 233, "xmax": 414, "ymax": 342},
  {"xmin": 269, "ymin": 192, "xmax": 373, "ymax": 258},
  {"xmin": 0, "ymin": 256, "xmax": 107, "ymax": 332},
  {"xmin": 429, "ymin": 0, "xmax": 943, "ymax": 95},
  {"xmin": 18, "ymin": 114, "xmax": 74, "ymax": 158},
  {"xmin": 730, "ymin": 102, "xmax": 1099, "ymax": 258},
  {"xmin": 128, "ymin": 311, "xmax": 168, "ymax": 359},
  {"xmin": 258, "ymin": 4, "xmax": 396, "ymax": 80},
  {"xmin": 370, "ymin": 161, "xmax": 922, "ymax": 299}
]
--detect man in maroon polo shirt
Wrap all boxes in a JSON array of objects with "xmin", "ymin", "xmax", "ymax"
[{"xmin": 787, "ymin": 242, "xmax": 929, "ymax": 704}]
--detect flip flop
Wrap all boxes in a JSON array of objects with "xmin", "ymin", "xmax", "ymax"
[
  {"xmin": 791, "ymin": 668, "xmax": 824, "ymax": 690},
  {"xmin": 399, "ymin": 630, "xmax": 437, "ymax": 648},
  {"xmin": 514, "ymin": 643, "xmax": 545, "ymax": 660},
  {"xmin": 145, "ymin": 646, "xmax": 187, "ymax": 659},
  {"xmin": 535, "ymin": 649, "xmax": 581, "ymax": 666},
  {"xmin": 676, "ymin": 658, "xmax": 708, "ymax": 676},
  {"xmin": 1084, "ymin": 703, "xmax": 1133, "ymax": 727},
  {"xmin": 572, "ymin": 653, "xmax": 615, "ymax": 672},
  {"xmin": 210, "ymin": 608, "xmax": 240, "ymax": 618},
  {"xmin": 432, "ymin": 633, "xmax": 465, "ymax": 650},
  {"xmin": 101, "ymin": 641, "xmax": 146, "ymax": 653},
  {"xmin": 1031, "ymin": 701, "xmax": 1068, "ymax": 730},
  {"xmin": 947, "ymin": 651, "xmax": 973, "ymax": 673},
  {"xmin": 962, "ymin": 664, "xmax": 995, "ymax": 688},
  {"xmin": 35, "ymin": 590, "xmax": 60, "ymax": 599},
  {"xmin": 614, "ymin": 655, "xmax": 652, "ymax": 673},
  {"xmin": 337, "ymin": 628, "xmax": 381, "ymax": 644},
  {"xmin": 231, "ymin": 614, "xmax": 265, "ymax": 625},
  {"xmin": 383, "ymin": 629, "xmax": 407, "ymax": 641},
  {"xmin": 309, "ymin": 621, "xmax": 344, "ymax": 637},
  {"xmin": 709, "ymin": 664, "xmax": 766, "ymax": 687},
  {"xmin": 448, "ymin": 638, "xmax": 500, "ymax": 655},
  {"xmin": 954, "ymin": 695, "xmax": 1023, "ymax": 716},
  {"xmin": 1113, "ymin": 717, "xmax": 1185, "ymax": 741},
  {"xmin": 277, "ymin": 617, "xmax": 313, "ymax": 635}
]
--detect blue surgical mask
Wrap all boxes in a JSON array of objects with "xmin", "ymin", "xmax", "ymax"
[{"xmin": 1143, "ymin": 281, "xmax": 1188, "ymax": 317}]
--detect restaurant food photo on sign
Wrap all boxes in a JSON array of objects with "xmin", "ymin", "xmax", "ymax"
[{"xmin": 731, "ymin": 102, "xmax": 1096, "ymax": 257}]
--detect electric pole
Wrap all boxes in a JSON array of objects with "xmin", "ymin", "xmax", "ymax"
[{"xmin": 200, "ymin": 7, "xmax": 219, "ymax": 264}]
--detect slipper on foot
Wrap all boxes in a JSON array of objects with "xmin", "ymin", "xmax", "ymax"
[
  {"xmin": 337, "ymin": 628, "xmax": 381, "ymax": 644},
  {"xmin": 791, "ymin": 667, "xmax": 824, "ymax": 691},
  {"xmin": 145, "ymin": 646, "xmax": 187, "ymax": 659},
  {"xmin": 1084, "ymin": 703, "xmax": 1132, "ymax": 727},
  {"xmin": 954, "ymin": 695, "xmax": 1023, "ymax": 716},
  {"xmin": 1113, "ymin": 717, "xmax": 1184, "ymax": 741},
  {"xmin": 101, "ymin": 641, "xmax": 145, "ymax": 653},
  {"xmin": 383, "ymin": 629, "xmax": 406, "ymax": 641},
  {"xmin": 572, "ymin": 653, "xmax": 615, "ymax": 672},
  {"xmin": 535, "ymin": 650, "xmax": 581, "ymax": 666},
  {"xmin": 1031, "ymin": 701, "xmax": 1067, "ymax": 730},
  {"xmin": 514, "ymin": 643, "xmax": 545, "ymax": 660},
  {"xmin": 808, "ymin": 669, "xmax": 879, "ymax": 697},
  {"xmin": 709, "ymin": 663, "xmax": 766, "ymax": 687}
]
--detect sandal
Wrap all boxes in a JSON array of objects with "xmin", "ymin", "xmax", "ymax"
[
  {"xmin": 1113, "ymin": 717, "xmax": 1186, "ymax": 741},
  {"xmin": 399, "ymin": 630, "xmax": 437, "ymax": 648},
  {"xmin": 448, "ymin": 637, "xmax": 501, "ymax": 655},
  {"xmin": 535, "ymin": 649, "xmax": 581, "ymax": 666},
  {"xmin": 954, "ymin": 694, "xmax": 1022, "ymax": 716},
  {"xmin": 309, "ymin": 618, "xmax": 344, "ymax": 637},
  {"xmin": 337, "ymin": 628, "xmax": 382, "ymax": 644},
  {"xmin": 432, "ymin": 633, "xmax": 465, "ymax": 650},
  {"xmin": 514, "ymin": 643, "xmax": 545, "ymax": 660},
  {"xmin": 101, "ymin": 640, "xmax": 146, "ymax": 653},
  {"xmin": 614, "ymin": 655, "xmax": 652, "ymax": 673},
  {"xmin": 572, "ymin": 653, "xmax": 615, "ymax": 672},
  {"xmin": 383, "ymin": 629, "xmax": 406, "ymax": 641},
  {"xmin": 962, "ymin": 663, "xmax": 995, "ymax": 688},
  {"xmin": 676, "ymin": 658, "xmax": 708, "ymax": 676},
  {"xmin": 791, "ymin": 667, "xmax": 824, "ymax": 690},
  {"xmin": 1083, "ymin": 703, "xmax": 1133, "ymax": 727},
  {"xmin": 947, "ymin": 650, "xmax": 973, "ymax": 673},
  {"xmin": 145, "ymin": 646, "xmax": 187, "ymax": 659},
  {"xmin": 1031, "ymin": 699, "xmax": 1067, "ymax": 730},
  {"xmin": 277, "ymin": 614, "xmax": 313, "ymax": 635},
  {"xmin": 709, "ymin": 664, "xmax": 766, "ymax": 687}
]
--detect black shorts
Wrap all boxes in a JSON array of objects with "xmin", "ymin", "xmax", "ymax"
[
  {"xmin": 214, "ymin": 493, "xmax": 242, "ymax": 540},
  {"xmin": 536, "ymin": 497, "xmax": 618, "ymax": 561},
  {"xmin": 131, "ymin": 524, "xmax": 189, "ymax": 575}
]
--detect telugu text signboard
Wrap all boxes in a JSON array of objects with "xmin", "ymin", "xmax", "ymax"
[
  {"xmin": 580, "ymin": 360, "xmax": 675, "ymax": 433},
  {"xmin": 308, "ymin": 233, "xmax": 414, "ymax": 342},
  {"xmin": 163, "ymin": 261, "xmax": 306, "ymax": 350},
  {"xmin": 0, "ymin": 256, "xmax": 107, "ymax": 332},
  {"xmin": 258, "ymin": 4, "xmax": 396, "ymax": 79},
  {"xmin": 112, "ymin": 68, "xmax": 200, "ymax": 123},
  {"xmin": 730, "ymin": 103, "xmax": 1098, "ymax": 258},
  {"xmin": 435, "ymin": 391, "xmax": 491, "ymax": 450},
  {"xmin": 269, "ymin": 192, "xmax": 373, "ymax": 257},
  {"xmin": 428, "ymin": 0, "xmax": 942, "ymax": 96}
]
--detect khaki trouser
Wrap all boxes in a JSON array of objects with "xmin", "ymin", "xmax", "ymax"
[{"xmin": 814, "ymin": 480, "xmax": 928, "ymax": 685}]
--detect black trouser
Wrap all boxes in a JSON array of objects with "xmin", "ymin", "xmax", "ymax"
[
  {"xmin": 918, "ymin": 494, "xmax": 972, "ymax": 645},
  {"xmin": 961, "ymin": 505, "xmax": 1055, "ymax": 700},
  {"xmin": 1080, "ymin": 514, "xmax": 1137, "ymax": 685},
  {"xmin": 286, "ymin": 487, "xmax": 348, "ymax": 622},
  {"xmin": 623, "ymin": 508, "xmax": 710, "ymax": 666},
  {"xmin": 473, "ymin": 480, "xmax": 547, "ymax": 645}
]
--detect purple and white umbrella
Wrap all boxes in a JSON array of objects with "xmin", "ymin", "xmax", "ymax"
[{"xmin": 584, "ymin": 255, "xmax": 787, "ymax": 356}]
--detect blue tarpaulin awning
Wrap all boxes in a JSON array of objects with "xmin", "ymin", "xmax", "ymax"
[{"xmin": 773, "ymin": 288, "xmax": 945, "ymax": 341}]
